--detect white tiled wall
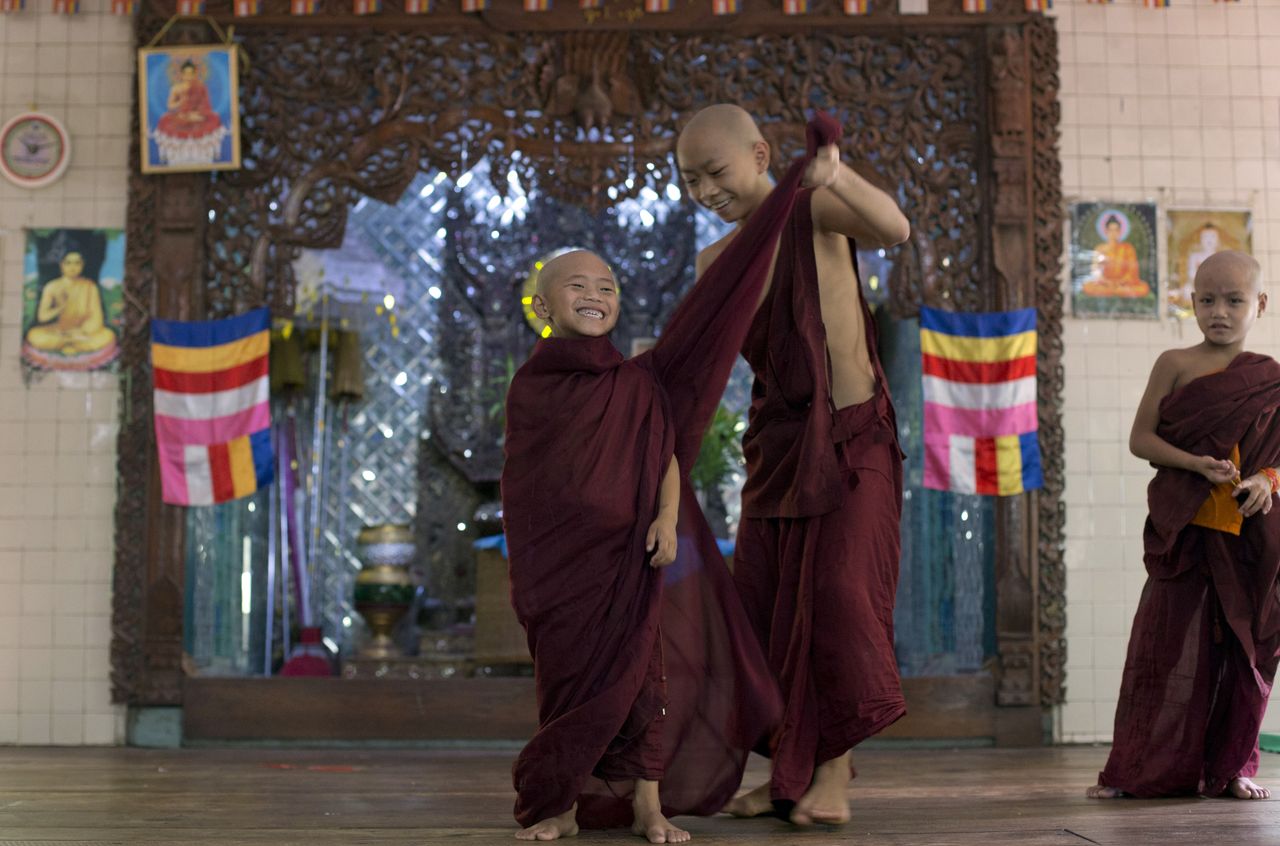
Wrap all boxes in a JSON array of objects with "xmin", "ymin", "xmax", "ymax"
[
  {"xmin": 1052, "ymin": 0, "xmax": 1280, "ymax": 742},
  {"xmin": 0, "ymin": 3, "xmax": 131, "ymax": 745}
]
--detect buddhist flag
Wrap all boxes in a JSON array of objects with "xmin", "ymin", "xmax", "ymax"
[
  {"xmin": 1143, "ymin": 0, "xmax": 1168, "ymax": 7},
  {"xmin": 233, "ymin": 0, "xmax": 260, "ymax": 13},
  {"xmin": 461, "ymin": 0, "xmax": 488, "ymax": 10},
  {"xmin": 151, "ymin": 309, "xmax": 274, "ymax": 507},
  {"xmin": 783, "ymin": 0, "xmax": 807, "ymax": 12},
  {"xmin": 523, "ymin": 0, "xmax": 549, "ymax": 9},
  {"xmin": 645, "ymin": 0, "xmax": 672, "ymax": 10},
  {"xmin": 175, "ymin": 0, "xmax": 204, "ymax": 12},
  {"xmin": 354, "ymin": 0, "xmax": 380, "ymax": 12},
  {"xmin": 1, "ymin": 0, "xmax": 25, "ymax": 11},
  {"xmin": 111, "ymin": 0, "xmax": 135, "ymax": 13},
  {"xmin": 291, "ymin": 0, "xmax": 319, "ymax": 14},
  {"xmin": 962, "ymin": 0, "xmax": 987, "ymax": 12},
  {"xmin": 921, "ymin": 307, "xmax": 1043, "ymax": 497},
  {"xmin": 1024, "ymin": 0, "xmax": 1048, "ymax": 10},
  {"xmin": 52, "ymin": 0, "xmax": 79, "ymax": 12},
  {"xmin": 844, "ymin": 0, "xmax": 868, "ymax": 14},
  {"xmin": 405, "ymin": 0, "xmax": 432, "ymax": 11},
  {"xmin": 712, "ymin": 0, "xmax": 739, "ymax": 12}
]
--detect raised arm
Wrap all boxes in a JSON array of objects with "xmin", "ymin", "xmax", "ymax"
[
  {"xmin": 806, "ymin": 150, "xmax": 910, "ymax": 248},
  {"xmin": 1130, "ymin": 351, "xmax": 1236, "ymax": 483}
]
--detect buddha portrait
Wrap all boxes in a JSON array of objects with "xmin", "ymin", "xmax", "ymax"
[
  {"xmin": 23, "ymin": 251, "xmax": 118, "ymax": 367},
  {"xmin": 1081, "ymin": 214, "xmax": 1152, "ymax": 299}
]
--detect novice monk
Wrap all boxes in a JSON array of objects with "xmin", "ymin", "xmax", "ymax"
[
  {"xmin": 677, "ymin": 104, "xmax": 911, "ymax": 825},
  {"xmin": 1088, "ymin": 250, "xmax": 1280, "ymax": 801},
  {"xmin": 502, "ymin": 114, "xmax": 840, "ymax": 842}
]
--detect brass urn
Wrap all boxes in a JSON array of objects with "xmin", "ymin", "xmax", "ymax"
[{"xmin": 353, "ymin": 523, "xmax": 416, "ymax": 658}]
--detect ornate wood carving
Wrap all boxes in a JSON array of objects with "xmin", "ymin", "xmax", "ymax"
[{"xmin": 114, "ymin": 6, "xmax": 1066, "ymax": 713}]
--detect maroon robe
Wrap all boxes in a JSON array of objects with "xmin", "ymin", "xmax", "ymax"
[
  {"xmin": 502, "ymin": 114, "xmax": 841, "ymax": 828},
  {"xmin": 734, "ymin": 188, "xmax": 906, "ymax": 805},
  {"xmin": 1099, "ymin": 352, "xmax": 1280, "ymax": 797}
]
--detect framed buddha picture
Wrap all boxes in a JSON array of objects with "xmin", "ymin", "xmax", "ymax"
[
  {"xmin": 21, "ymin": 228, "xmax": 125, "ymax": 374},
  {"xmin": 1166, "ymin": 209, "xmax": 1253, "ymax": 321},
  {"xmin": 1068, "ymin": 201, "xmax": 1159, "ymax": 320},
  {"xmin": 137, "ymin": 44, "xmax": 241, "ymax": 174}
]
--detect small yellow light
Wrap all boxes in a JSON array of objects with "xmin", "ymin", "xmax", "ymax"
[
  {"xmin": 541, "ymin": 326, "xmax": 553, "ymax": 338},
  {"xmin": 383, "ymin": 294, "xmax": 396, "ymax": 310},
  {"xmin": 375, "ymin": 305, "xmax": 385, "ymax": 316},
  {"xmin": 534, "ymin": 261, "xmax": 544, "ymax": 270},
  {"xmin": 521, "ymin": 296, "xmax": 533, "ymax": 305}
]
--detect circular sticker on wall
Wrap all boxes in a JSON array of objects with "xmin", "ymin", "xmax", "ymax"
[{"xmin": 0, "ymin": 112, "xmax": 71, "ymax": 190}]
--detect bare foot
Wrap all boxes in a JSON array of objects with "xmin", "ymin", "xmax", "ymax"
[
  {"xmin": 1229, "ymin": 777, "xmax": 1271, "ymax": 800},
  {"xmin": 722, "ymin": 782, "xmax": 772, "ymax": 817},
  {"xmin": 1085, "ymin": 785, "xmax": 1125, "ymax": 799},
  {"xmin": 633, "ymin": 779, "xmax": 691, "ymax": 843},
  {"xmin": 791, "ymin": 752, "xmax": 852, "ymax": 826},
  {"xmin": 515, "ymin": 805, "xmax": 579, "ymax": 841}
]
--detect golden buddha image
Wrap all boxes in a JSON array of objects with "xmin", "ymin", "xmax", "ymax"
[
  {"xmin": 1081, "ymin": 212, "xmax": 1152, "ymax": 299},
  {"xmin": 22, "ymin": 243, "xmax": 121, "ymax": 372}
]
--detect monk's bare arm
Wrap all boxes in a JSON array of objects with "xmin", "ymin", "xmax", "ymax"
[
  {"xmin": 646, "ymin": 456, "xmax": 679, "ymax": 568},
  {"xmin": 1130, "ymin": 351, "xmax": 1236, "ymax": 483},
  {"xmin": 35, "ymin": 283, "xmax": 64, "ymax": 323},
  {"xmin": 809, "ymin": 157, "xmax": 910, "ymax": 249}
]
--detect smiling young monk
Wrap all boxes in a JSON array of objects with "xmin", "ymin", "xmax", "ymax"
[
  {"xmin": 501, "ymin": 113, "xmax": 841, "ymax": 843},
  {"xmin": 677, "ymin": 104, "xmax": 911, "ymax": 826},
  {"xmin": 1088, "ymin": 251, "xmax": 1280, "ymax": 801}
]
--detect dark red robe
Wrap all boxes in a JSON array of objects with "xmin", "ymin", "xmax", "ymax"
[
  {"xmin": 502, "ymin": 114, "xmax": 841, "ymax": 828},
  {"xmin": 734, "ymin": 188, "xmax": 906, "ymax": 806},
  {"xmin": 1099, "ymin": 352, "xmax": 1280, "ymax": 797}
]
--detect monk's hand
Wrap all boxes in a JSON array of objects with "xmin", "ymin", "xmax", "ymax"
[
  {"xmin": 1235, "ymin": 473, "xmax": 1275, "ymax": 518},
  {"xmin": 646, "ymin": 517, "xmax": 677, "ymax": 568},
  {"xmin": 802, "ymin": 144, "xmax": 840, "ymax": 189},
  {"xmin": 1194, "ymin": 455, "xmax": 1238, "ymax": 485}
]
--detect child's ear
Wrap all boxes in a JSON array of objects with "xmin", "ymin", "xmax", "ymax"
[
  {"xmin": 1258, "ymin": 291, "xmax": 1268, "ymax": 317},
  {"xmin": 532, "ymin": 293, "xmax": 550, "ymax": 320},
  {"xmin": 753, "ymin": 140, "xmax": 771, "ymax": 175}
]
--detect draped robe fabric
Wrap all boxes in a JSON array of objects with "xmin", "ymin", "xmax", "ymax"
[
  {"xmin": 501, "ymin": 114, "xmax": 841, "ymax": 828},
  {"xmin": 734, "ymin": 188, "xmax": 907, "ymax": 805},
  {"xmin": 1099, "ymin": 353, "xmax": 1280, "ymax": 797}
]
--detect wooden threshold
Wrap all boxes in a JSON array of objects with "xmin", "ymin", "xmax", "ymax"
[{"xmin": 182, "ymin": 673, "xmax": 1043, "ymax": 745}]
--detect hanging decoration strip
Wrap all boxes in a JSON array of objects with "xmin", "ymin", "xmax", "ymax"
[{"xmin": 52, "ymin": 0, "xmax": 79, "ymax": 12}]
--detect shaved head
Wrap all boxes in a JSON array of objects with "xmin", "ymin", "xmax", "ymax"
[
  {"xmin": 678, "ymin": 104, "xmax": 765, "ymax": 155},
  {"xmin": 1195, "ymin": 250, "xmax": 1262, "ymax": 294},
  {"xmin": 537, "ymin": 249, "xmax": 612, "ymax": 298}
]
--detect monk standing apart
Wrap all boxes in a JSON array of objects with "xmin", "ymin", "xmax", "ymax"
[
  {"xmin": 1089, "ymin": 251, "xmax": 1280, "ymax": 801},
  {"xmin": 677, "ymin": 104, "xmax": 911, "ymax": 825}
]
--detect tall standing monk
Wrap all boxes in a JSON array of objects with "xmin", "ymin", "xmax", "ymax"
[
  {"xmin": 677, "ymin": 104, "xmax": 911, "ymax": 826},
  {"xmin": 502, "ymin": 115, "xmax": 842, "ymax": 842},
  {"xmin": 1088, "ymin": 250, "xmax": 1280, "ymax": 801}
]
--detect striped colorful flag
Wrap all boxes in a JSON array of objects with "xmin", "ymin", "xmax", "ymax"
[
  {"xmin": 405, "ymin": 0, "xmax": 432, "ymax": 10},
  {"xmin": 962, "ymin": 0, "xmax": 987, "ymax": 12},
  {"xmin": 151, "ymin": 308, "xmax": 274, "ymax": 507},
  {"xmin": 354, "ymin": 0, "xmax": 380, "ymax": 12},
  {"xmin": 712, "ymin": 0, "xmax": 738, "ymax": 12},
  {"xmin": 844, "ymin": 0, "xmax": 869, "ymax": 13},
  {"xmin": 1143, "ymin": 0, "xmax": 1168, "ymax": 7},
  {"xmin": 461, "ymin": 0, "xmax": 488, "ymax": 10},
  {"xmin": 579, "ymin": 0, "xmax": 602, "ymax": 8},
  {"xmin": 921, "ymin": 307, "xmax": 1043, "ymax": 497},
  {"xmin": 1024, "ymin": 0, "xmax": 1048, "ymax": 10},
  {"xmin": 175, "ymin": 0, "xmax": 204, "ymax": 12},
  {"xmin": 1, "ymin": 0, "xmax": 25, "ymax": 11},
  {"xmin": 111, "ymin": 0, "xmax": 136, "ymax": 13},
  {"xmin": 1085, "ymin": 0, "xmax": 1113, "ymax": 4},
  {"xmin": 233, "ymin": 0, "xmax": 260, "ymax": 13},
  {"xmin": 52, "ymin": 0, "xmax": 79, "ymax": 11},
  {"xmin": 291, "ymin": 0, "xmax": 319, "ymax": 13},
  {"xmin": 523, "ymin": 0, "xmax": 548, "ymax": 9},
  {"xmin": 644, "ymin": 0, "xmax": 672, "ymax": 10},
  {"xmin": 783, "ymin": 0, "xmax": 807, "ymax": 12}
]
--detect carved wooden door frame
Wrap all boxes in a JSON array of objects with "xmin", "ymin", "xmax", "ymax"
[{"xmin": 113, "ymin": 3, "xmax": 1065, "ymax": 730}]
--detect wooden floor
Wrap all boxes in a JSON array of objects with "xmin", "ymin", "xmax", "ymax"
[{"xmin": 0, "ymin": 746, "xmax": 1277, "ymax": 845}]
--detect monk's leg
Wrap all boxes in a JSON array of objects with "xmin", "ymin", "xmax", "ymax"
[
  {"xmin": 515, "ymin": 805, "xmax": 579, "ymax": 841},
  {"xmin": 1203, "ymin": 619, "xmax": 1271, "ymax": 798},
  {"xmin": 631, "ymin": 779, "xmax": 690, "ymax": 844},
  {"xmin": 1093, "ymin": 546, "xmax": 1215, "ymax": 798}
]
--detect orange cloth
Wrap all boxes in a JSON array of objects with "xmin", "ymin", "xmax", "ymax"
[{"xmin": 1190, "ymin": 444, "xmax": 1242, "ymax": 536}]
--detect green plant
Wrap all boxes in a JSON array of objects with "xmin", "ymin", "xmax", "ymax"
[
  {"xmin": 691, "ymin": 404, "xmax": 744, "ymax": 498},
  {"xmin": 488, "ymin": 354, "xmax": 518, "ymax": 424}
]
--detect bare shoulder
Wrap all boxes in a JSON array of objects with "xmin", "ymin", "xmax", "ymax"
[{"xmin": 695, "ymin": 230, "xmax": 737, "ymax": 278}]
